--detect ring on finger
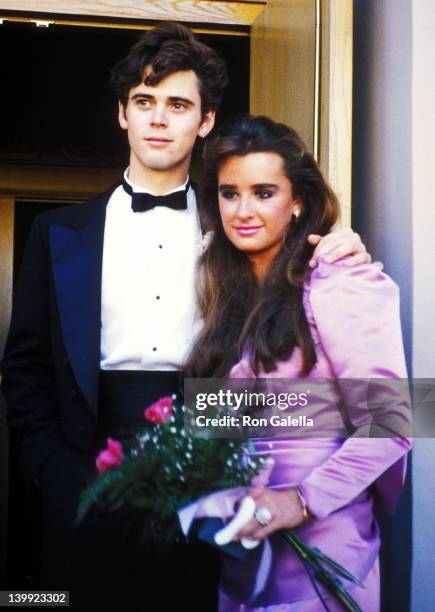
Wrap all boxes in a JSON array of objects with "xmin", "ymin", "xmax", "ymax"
[{"xmin": 254, "ymin": 506, "xmax": 273, "ymax": 527}]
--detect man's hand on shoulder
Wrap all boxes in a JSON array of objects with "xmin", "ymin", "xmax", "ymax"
[{"xmin": 308, "ymin": 227, "xmax": 371, "ymax": 269}]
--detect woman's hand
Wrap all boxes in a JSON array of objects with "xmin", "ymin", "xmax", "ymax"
[{"xmin": 232, "ymin": 487, "xmax": 309, "ymax": 543}]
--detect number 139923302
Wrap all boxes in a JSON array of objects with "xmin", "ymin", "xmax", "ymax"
[{"xmin": 0, "ymin": 592, "xmax": 68, "ymax": 606}]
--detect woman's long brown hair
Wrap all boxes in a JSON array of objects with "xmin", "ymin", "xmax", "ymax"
[{"xmin": 185, "ymin": 115, "xmax": 340, "ymax": 378}]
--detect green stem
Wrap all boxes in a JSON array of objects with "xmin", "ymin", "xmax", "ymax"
[
  {"xmin": 287, "ymin": 532, "xmax": 364, "ymax": 588},
  {"xmin": 311, "ymin": 547, "xmax": 365, "ymax": 588},
  {"xmin": 280, "ymin": 531, "xmax": 363, "ymax": 612}
]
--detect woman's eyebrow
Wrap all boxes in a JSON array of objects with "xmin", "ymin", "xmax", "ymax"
[
  {"xmin": 252, "ymin": 183, "xmax": 277, "ymax": 189},
  {"xmin": 219, "ymin": 183, "xmax": 278, "ymax": 190}
]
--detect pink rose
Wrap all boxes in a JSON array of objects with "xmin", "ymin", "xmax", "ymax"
[
  {"xmin": 144, "ymin": 396, "xmax": 174, "ymax": 424},
  {"xmin": 96, "ymin": 437, "xmax": 124, "ymax": 474}
]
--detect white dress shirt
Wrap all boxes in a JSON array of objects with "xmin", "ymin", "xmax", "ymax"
[{"xmin": 100, "ymin": 169, "xmax": 203, "ymax": 371}]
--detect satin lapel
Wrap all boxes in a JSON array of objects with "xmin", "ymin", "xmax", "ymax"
[{"xmin": 49, "ymin": 206, "xmax": 106, "ymax": 413}]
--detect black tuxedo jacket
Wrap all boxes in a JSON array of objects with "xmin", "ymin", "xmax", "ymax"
[{"xmin": 1, "ymin": 183, "xmax": 122, "ymax": 486}]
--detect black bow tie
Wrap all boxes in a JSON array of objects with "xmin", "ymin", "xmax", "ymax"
[{"xmin": 122, "ymin": 178, "xmax": 189, "ymax": 213}]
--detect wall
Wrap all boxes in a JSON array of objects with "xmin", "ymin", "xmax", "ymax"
[
  {"xmin": 353, "ymin": 1, "xmax": 435, "ymax": 610},
  {"xmin": 353, "ymin": 3, "xmax": 413, "ymax": 610},
  {"xmin": 410, "ymin": 0, "xmax": 435, "ymax": 610}
]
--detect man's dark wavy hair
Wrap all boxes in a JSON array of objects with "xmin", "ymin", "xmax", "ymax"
[{"xmin": 110, "ymin": 22, "xmax": 228, "ymax": 116}]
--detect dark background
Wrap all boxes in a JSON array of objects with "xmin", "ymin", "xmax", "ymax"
[{"xmin": 0, "ymin": 20, "xmax": 250, "ymax": 168}]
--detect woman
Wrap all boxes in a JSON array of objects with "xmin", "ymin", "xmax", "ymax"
[{"xmin": 185, "ymin": 115, "xmax": 411, "ymax": 611}]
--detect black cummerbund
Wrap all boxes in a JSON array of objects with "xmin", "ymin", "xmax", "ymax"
[{"xmin": 96, "ymin": 369, "xmax": 182, "ymax": 441}]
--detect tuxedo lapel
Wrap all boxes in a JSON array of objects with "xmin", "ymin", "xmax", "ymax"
[{"xmin": 49, "ymin": 195, "xmax": 109, "ymax": 413}]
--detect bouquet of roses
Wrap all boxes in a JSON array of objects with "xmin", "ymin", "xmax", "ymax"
[
  {"xmin": 75, "ymin": 394, "xmax": 263, "ymax": 542},
  {"xmin": 75, "ymin": 395, "xmax": 364, "ymax": 612}
]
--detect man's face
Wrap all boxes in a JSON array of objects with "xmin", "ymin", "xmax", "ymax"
[{"xmin": 119, "ymin": 69, "xmax": 215, "ymax": 176}]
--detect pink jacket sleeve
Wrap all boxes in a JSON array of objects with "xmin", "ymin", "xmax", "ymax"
[{"xmin": 298, "ymin": 260, "xmax": 412, "ymax": 519}]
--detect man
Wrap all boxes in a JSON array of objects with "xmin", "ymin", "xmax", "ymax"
[{"xmin": 1, "ymin": 22, "xmax": 370, "ymax": 612}]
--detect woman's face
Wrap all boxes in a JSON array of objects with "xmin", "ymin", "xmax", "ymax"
[{"xmin": 218, "ymin": 152, "xmax": 301, "ymax": 278}]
